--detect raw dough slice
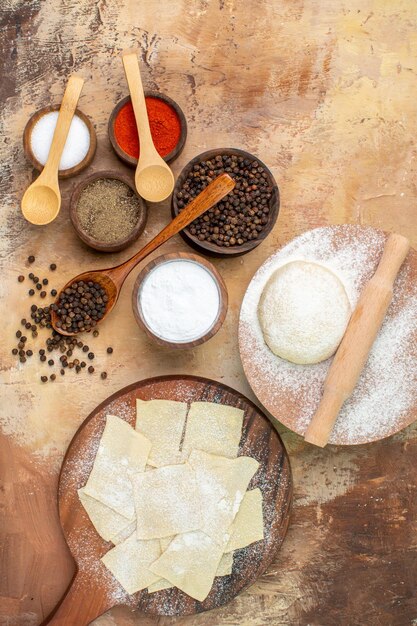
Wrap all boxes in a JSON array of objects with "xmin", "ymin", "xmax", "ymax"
[
  {"xmin": 258, "ymin": 260, "xmax": 351, "ymax": 364},
  {"xmin": 83, "ymin": 415, "xmax": 151, "ymax": 520},
  {"xmin": 188, "ymin": 450, "xmax": 259, "ymax": 545},
  {"xmin": 78, "ymin": 488, "xmax": 135, "ymax": 544},
  {"xmin": 101, "ymin": 533, "xmax": 160, "ymax": 595},
  {"xmin": 216, "ymin": 551, "xmax": 233, "ymax": 576},
  {"xmin": 148, "ymin": 548, "xmax": 233, "ymax": 593},
  {"xmin": 136, "ymin": 399, "xmax": 188, "ymax": 466},
  {"xmin": 131, "ymin": 463, "xmax": 202, "ymax": 539},
  {"xmin": 150, "ymin": 530, "xmax": 225, "ymax": 601},
  {"xmin": 148, "ymin": 578, "xmax": 173, "ymax": 593},
  {"xmin": 182, "ymin": 402, "xmax": 244, "ymax": 460},
  {"xmin": 225, "ymin": 488, "xmax": 264, "ymax": 553}
]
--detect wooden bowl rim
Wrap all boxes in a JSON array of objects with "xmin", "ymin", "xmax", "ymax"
[
  {"xmin": 171, "ymin": 147, "xmax": 280, "ymax": 258},
  {"xmin": 132, "ymin": 251, "xmax": 228, "ymax": 349},
  {"xmin": 23, "ymin": 104, "xmax": 97, "ymax": 179},
  {"xmin": 69, "ymin": 169, "xmax": 148, "ymax": 253},
  {"xmin": 108, "ymin": 92, "xmax": 188, "ymax": 168}
]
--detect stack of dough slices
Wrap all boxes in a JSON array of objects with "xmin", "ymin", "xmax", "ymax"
[{"xmin": 78, "ymin": 399, "xmax": 265, "ymax": 602}]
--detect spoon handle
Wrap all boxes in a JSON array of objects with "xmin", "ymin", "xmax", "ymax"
[
  {"xmin": 122, "ymin": 52, "xmax": 155, "ymax": 159},
  {"xmin": 42, "ymin": 76, "xmax": 84, "ymax": 180},
  {"xmin": 113, "ymin": 173, "xmax": 235, "ymax": 283}
]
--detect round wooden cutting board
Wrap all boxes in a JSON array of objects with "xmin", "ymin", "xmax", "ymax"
[
  {"xmin": 45, "ymin": 375, "xmax": 293, "ymax": 625},
  {"xmin": 239, "ymin": 225, "xmax": 417, "ymax": 446}
]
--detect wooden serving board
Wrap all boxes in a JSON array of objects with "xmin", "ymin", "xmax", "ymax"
[{"xmin": 44, "ymin": 375, "xmax": 292, "ymax": 625}]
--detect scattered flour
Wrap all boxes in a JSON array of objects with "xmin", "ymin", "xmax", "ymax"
[{"xmin": 239, "ymin": 225, "xmax": 417, "ymax": 444}]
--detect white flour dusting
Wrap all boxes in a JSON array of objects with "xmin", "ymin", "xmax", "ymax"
[{"xmin": 239, "ymin": 225, "xmax": 417, "ymax": 444}]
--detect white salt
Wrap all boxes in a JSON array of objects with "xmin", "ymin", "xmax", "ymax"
[
  {"xmin": 139, "ymin": 259, "xmax": 221, "ymax": 343},
  {"xmin": 30, "ymin": 111, "xmax": 90, "ymax": 170}
]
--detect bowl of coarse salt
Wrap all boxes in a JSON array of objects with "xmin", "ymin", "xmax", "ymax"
[
  {"xmin": 23, "ymin": 105, "xmax": 97, "ymax": 178},
  {"xmin": 132, "ymin": 252, "xmax": 228, "ymax": 349}
]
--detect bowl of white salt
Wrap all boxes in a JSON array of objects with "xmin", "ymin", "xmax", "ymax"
[
  {"xmin": 23, "ymin": 105, "xmax": 97, "ymax": 178},
  {"xmin": 132, "ymin": 252, "xmax": 228, "ymax": 349}
]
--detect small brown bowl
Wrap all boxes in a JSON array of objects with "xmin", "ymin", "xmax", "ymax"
[
  {"xmin": 171, "ymin": 148, "xmax": 280, "ymax": 258},
  {"xmin": 108, "ymin": 92, "xmax": 187, "ymax": 168},
  {"xmin": 23, "ymin": 105, "xmax": 97, "ymax": 179},
  {"xmin": 132, "ymin": 252, "xmax": 228, "ymax": 349},
  {"xmin": 70, "ymin": 170, "xmax": 148, "ymax": 253}
]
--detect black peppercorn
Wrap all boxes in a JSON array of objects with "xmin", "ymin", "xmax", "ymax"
[
  {"xmin": 41, "ymin": 376, "xmax": 48, "ymax": 383},
  {"xmin": 28, "ymin": 289, "xmax": 35, "ymax": 296},
  {"xmin": 42, "ymin": 278, "xmax": 48, "ymax": 285},
  {"xmin": 88, "ymin": 366, "xmax": 94, "ymax": 373},
  {"xmin": 28, "ymin": 255, "xmax": 35, "ymax": 264},
  {"xmin": 107, "ymin": 347, "xmax": 113, "ymax": 354},
  {"xmin": 18, "ymin": 275, "xmax": 25, "ymax": 282},
  {"xmin": 40, "ymin": 291, "xmax": 46, "ymax": 298},
  {"xmin": 48, "ymin": 359, "xmax": 54, "ymax": 366},
  {"xmin": 51, "ymin": 289, "xmax": 57, "ymax": 297},
  {"xmin": 50, "ymin": 263, "xmax": 57, "ymax": 271},
  {"xmin": 101, "ymin": 372, "xmax": 107, "ymax": 379},
  {"xmin": 88, "ymin": 352, "xmax": 94, "ymax": 360}
]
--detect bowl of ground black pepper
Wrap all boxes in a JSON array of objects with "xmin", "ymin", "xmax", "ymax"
[
  {"xmin": 108, "ymin": 93, "xmax": 187, "ymax": 168},
  {"xmin": 70, "ymin": 171, "xmax": 147, "ymax": 252},
  {"xmin": 171, "ymin": 149, "xmax": 280, "ymax": 257}
]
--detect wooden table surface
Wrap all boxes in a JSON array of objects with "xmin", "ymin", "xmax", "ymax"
[{"xmin": 1, "ymin": 1, "xmax": 416, "ymax": 625}]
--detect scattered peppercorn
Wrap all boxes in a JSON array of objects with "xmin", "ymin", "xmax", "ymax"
[
  {"xmin": 60, "ymin": 369, "xmax": 65, "ymax": 375},
  {"xmin": 40, "ymin": 355, "xmax": 46, "ymax": 362},
  {"xmin": 52, "ymin": 280, "xmax": 108, "ymax": 334},
  {"xmin": 36, "ymin": 283, "xmax": 42, "ymax": 291},
  {"xmin": 42, "ymin": 278, "xmax": 48, "ymax": 285},
  {"xmin": 18, "ymin": 275, "xmax": 25, "ymax": 282},
  {"xmin": 29, "ymin": 273, "xmax": 34, "ymax": 280},
  {"xmin": 48, "ymin": 359, "xmax": 54, "ymax": 366},
  {"xmin": 28, "ymin": 255, "xmax": 35, "ymax": 264},
  {"xmin": 175, "ymin": 153, "xmax": 273, "ymax": 248},
  {"xmin": 26, "ymin": 350, "xmax": 33, "ymax": 357},
  {"xmin": 40, "ymin": 291, "xmax": 46, "ymax": 298},
  {"xmin": 28, "ymin": 289, "xmax": 35, "ymax": 296},
  {"xmin": 25, "ymin": 322, "xmax": 31, "ymax": 329},
  {"xmin": 88, "ymin": 366, "xmax": 94, "ymax": 373},
  {"xmin": 93, "ymin": 330, "xmax": 99, "ymax": 337},
  {"xmin": 50, "ymin": 263, "xmax": 57, "ymax": 271},
  {"xmin": 51, "ymin": 289, "xmax": 57, "ymax": 297},
  {"xmin": 88, "ymin": 352, "xmax": 94, "ymax": 360},
  {"xmin": 101, "ymin": 372, "xmax": 107, "ymax": 379},
  {"xmin": 50, "ymin": 374, "xmax": 56, "ymax": 381},
  {"xmin": 107, "ymin": 347, "xmax": 113, "ymax": 354},
  {"xmin": 41, "ymin": 376, "xmax": 48, "ymax": 383},
  {"xmin": 20, "ymin": 356, "xmax": 27, "ymax": 363},
  {"xmin": 16, "ymin": 330, "xmax": 22, "ymax": 338},
  {"xmin": 82, "ymin": 345, "xmax": 89, "ymax": 352},
  {"xmin": 12, "ymin": 348, "xmax": 18, "ymax": 355}
]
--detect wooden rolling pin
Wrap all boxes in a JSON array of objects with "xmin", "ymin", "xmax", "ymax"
[{"xmin": 304, "ymin": 232, "xmax": 410, "ymax": 448}]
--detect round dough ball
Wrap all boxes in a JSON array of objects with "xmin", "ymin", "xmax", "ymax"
[{"xmin": 258, "ymin": 261, "xmax": 351, "ymax": 364}]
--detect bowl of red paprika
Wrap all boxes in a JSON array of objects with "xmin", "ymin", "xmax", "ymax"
[{"xmin": 108, "ymin": 92, "xmax": 187, "ymax": 168}]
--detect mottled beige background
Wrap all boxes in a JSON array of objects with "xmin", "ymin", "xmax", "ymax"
[{"xmin": 1, "ymin": 0, "xmax": 417, "ymax": 624}]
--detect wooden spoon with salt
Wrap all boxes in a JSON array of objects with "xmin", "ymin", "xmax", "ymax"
[
  {"xmin": 21, "ymin": 76, "xmax": 84, "ymax": 225},
  {"xmin": 122, "ymin": 50, "xmax": 174, "ymax": 202},
  {"xmin": 304, "ymin": 232, "xmax": 411, "ymax": 447},
  {"xmin": 50, "ymin": 173, "xmax": 235, "ymax": 336}
]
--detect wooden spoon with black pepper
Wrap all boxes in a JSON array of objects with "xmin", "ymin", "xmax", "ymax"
[{"xmin": 50, "ymin": 174, "xmax": 235, "ymax": 336}]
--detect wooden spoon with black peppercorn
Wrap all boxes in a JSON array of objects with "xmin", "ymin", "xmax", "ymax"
[{"xmin": 50, "ymin": 173, "xmax": 235, "ymax": 336}]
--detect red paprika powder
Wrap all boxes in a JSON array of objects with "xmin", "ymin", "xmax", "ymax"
[{"xmin": 114, "ymin": 96, "xmax": 181, "ymax": 159}]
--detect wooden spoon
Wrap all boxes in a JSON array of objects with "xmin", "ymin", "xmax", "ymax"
[
  {"xmin": 21, "ymin": 76, "xmax": 84, "ymax": 225},
  {"xmin": 304, "ymin": 232, "xmax": 410, "ymax": 447},
  {"xmin": 122, "ymin": 51, "xmax": 174, "ymax": 202},
  {"xmin": 51, "ymin": 173, "xmax": 235, "ymax": 336}
]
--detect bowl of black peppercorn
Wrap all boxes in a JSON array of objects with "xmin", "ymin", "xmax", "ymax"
[{"xmin": 171, "ymin": 148, "xmax": 280, "ymax": 257}]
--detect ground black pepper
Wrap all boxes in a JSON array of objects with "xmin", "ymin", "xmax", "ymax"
[
  {"xmin": 76, "ymin": 178, "xmax": 144, "ymax": 244},
  {"xmin": 175, "ymin": 153, "xmax": 273, "ymax": 247}
]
